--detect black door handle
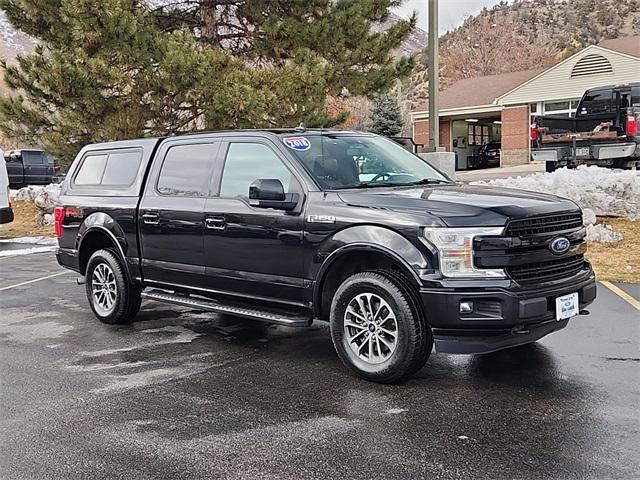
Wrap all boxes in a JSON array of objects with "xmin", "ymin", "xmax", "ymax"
[{"xmin": 142, "ymin": 213, "xmax": 160, "ymax": 225}]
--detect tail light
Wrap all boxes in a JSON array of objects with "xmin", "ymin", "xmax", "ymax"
[
  {"xmin": 530, "ymin": 122, "xmax": 539, "ymax": 141},
  {"xmin": 6, "ymin": 186, "xmax": 10, "ymax": 209},
  {"xmin": 626, "ymin": 114, "xmax": 638, "ymax": 137},
  {"xmin": 54, "ymin": 206, "xmax": 65, "ymax": 237}
]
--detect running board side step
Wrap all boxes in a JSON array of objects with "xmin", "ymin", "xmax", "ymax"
[{"xmin": 141, "ymin": 289, "xmax": 312, "ymax": 327}]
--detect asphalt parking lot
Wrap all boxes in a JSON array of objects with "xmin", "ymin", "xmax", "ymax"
[{"xmin": 1, "ymin": 248, "xmax": 639, "ymax": 480}]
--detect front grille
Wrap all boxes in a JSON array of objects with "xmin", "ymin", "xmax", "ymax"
[
  {"xmin": 507, "ymin": 254, "xmax": 586, "ymax": 284},
  {"xmin": 506, "ymin": 213, "xmax": 583, "ymax": 236}
]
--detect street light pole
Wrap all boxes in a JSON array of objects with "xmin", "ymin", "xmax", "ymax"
[{"xmin": 427, "ymin": 0, "xmax": 439, "ymax": 150}]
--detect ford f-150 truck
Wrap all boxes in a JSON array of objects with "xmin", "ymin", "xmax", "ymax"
[
  {"xmin": 4, "ymin": 149, "xmax": 61, "ymax": 188},
  {"xmin": 55, "ymin": 129, "xmax": 596, "ymax": 382},
  {"xmin": 531, "ymin": 83, "xmax": 640, "ymax": 171}
]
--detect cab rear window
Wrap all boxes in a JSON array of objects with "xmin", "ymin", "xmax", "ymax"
[{"xmin": 73, "ymin": 149, "xmax": 142, "ymax": 187}]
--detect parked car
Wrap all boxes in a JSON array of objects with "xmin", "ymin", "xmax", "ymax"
[
  {"xmin": 0, "ymin": 152, "xmax": 14, "ymax": 224},
  {"xmin": 478, "ymin": 141, "xmax": 501, "ymax": 168},
  {"xmin": 54, "ymin": 130, "xmax": 596, "ymax": 383},
  {"xmin": 531, "ymin": 83, "xmax": 640, "ymax": 172},
  {"xmin": 4, "ymin": 149, "xmax": 60, "ymax": 188}
]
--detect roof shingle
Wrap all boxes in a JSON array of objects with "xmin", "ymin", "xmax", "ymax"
[
  {"xmin": 414, "ymin": 68, "xmax": 544, "ymax": 112},
  {"xmin": 597, "ymin": 35, "xmax": 640, "ymax": 58}
]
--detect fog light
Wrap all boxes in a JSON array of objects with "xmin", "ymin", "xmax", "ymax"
[{"xmin": 460, "ymin": 301, "xmax": 474, "ymax": 314}]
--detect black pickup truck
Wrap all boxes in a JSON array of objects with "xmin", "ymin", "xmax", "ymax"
[
  {"xmin": 4, "ymin": 149, "xmax": 60, "ymax": 188},
  {"xmin": 531, "ymin": 83, "xmax": 640, "ymax": 171},
  {"xmin": 55, "ymin": 130, "xmax": 596, "ymax": 382}
]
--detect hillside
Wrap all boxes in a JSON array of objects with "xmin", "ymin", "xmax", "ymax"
[{"xmin": 404, "ymin": 0, "xmax": 640, "ymax": 111}]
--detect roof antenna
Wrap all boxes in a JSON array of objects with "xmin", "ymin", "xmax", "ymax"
[{"xmin": 295, "ymin": 122, "xmax": 306, "ymax": 133}]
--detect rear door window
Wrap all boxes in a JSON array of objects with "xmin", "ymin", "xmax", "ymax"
[
  {"xmin": 23, "ymin": 151, "xmax": 46, "ymax": 165},
  {"xmin": 579, "ymin": 88, "xmax": 612, "ymax": 115},
  {"xmin": 631, "ymin": 86, "xmax": 640, "ymax": 107},
  {"xmin": 156, "ymin": 144, "xmax": 216, "ymax": 197}
]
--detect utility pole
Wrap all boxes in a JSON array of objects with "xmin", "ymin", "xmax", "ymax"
[{"xmin": 427, "ymin": 0, "xmax": 439, "ymax": 150}]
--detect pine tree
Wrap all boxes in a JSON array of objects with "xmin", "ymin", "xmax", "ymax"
[
  {"xmin": 368, "ymin": 93, "xmax": 403, "ymax": 137},
  {"xmin": 0, "ymin": 0, "xmax": 416, "ymax": 165}
]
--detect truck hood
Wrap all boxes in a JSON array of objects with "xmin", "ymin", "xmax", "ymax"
[{"xmin": 337, "ymin": 183, "xmax": 580, "ymax": 227}]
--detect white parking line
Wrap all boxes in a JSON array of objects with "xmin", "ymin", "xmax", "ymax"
[
  {"xmin": 600, "ymin": 281, "xmax": 640, "ymax": 311},
  {"xmin": 0, "ymin": 271, "xmax": 70, "ymax": 291}
]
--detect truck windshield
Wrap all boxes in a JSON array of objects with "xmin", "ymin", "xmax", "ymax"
[{"xmin": 286, "ymin": 134, "xmax": 451, "ymax": 190}]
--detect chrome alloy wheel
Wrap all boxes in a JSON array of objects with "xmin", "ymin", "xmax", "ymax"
[
  {"xmin": 343, "ymin": 292, "xmax": 398, "ymax": 364},
  {"xmin": 91, "ymin": 263, "xmax": 117, "ymax": 315}
]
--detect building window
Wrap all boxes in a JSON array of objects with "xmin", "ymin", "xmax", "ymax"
[
  {"xmin": 542, "ymin": 99, "xmax": 580, "ymax": 118},
  {"xmin": 544, "ymin": 101, "xmax": 570, "ymax": 112},
  {"xmin": 468, "ymin": 125, "xmax": 489, "ymax": 146}
]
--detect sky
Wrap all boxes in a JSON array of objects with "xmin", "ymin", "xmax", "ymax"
[{"xmin": 394, "ymin": 0, "xmax": 507, "ymax": 33}]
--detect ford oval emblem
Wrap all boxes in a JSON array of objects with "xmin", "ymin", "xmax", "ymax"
[{"xmin": 550, "ymin": 236, "xmax": 570, "ymax": 255}]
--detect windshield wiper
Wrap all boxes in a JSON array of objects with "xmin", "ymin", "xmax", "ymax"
[
  {"xmin": 343, "ymin": 178, "xmax": 451, "ymax": 190},
  {"xmin": 349, "ymin": 182, "xmax": 399, "ymax": 189},
  {"xmin": 404, "ymin": 178, "xmax": 451, "ymax": 186}
]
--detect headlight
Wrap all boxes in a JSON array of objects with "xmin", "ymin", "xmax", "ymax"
[{"xmin": 422, "ymin": 227, "xmax": 506, "ymax": 278}]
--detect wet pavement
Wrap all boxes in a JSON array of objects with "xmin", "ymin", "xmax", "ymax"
[{"xmin": 0, "ymin": 250, "xmax": 639, "ymax": 479}]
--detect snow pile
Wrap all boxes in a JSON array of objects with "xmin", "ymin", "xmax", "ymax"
[
  {"xmin": 471, "ymin": 166, "xmax": 640, "ymax": 220},
  {"xmin": 586, "ymin": 223, "xmax": 623, "ymax": 243},
  {"xmin": 579, "ymin": 207, "xmax": 621, "ymax": 242},
  {"xmin": 10, "ymin": 183, "xmax": 61, "ymax": 204},
  {"xmin": 10, "ymin": 183, "xmax": 62, "ymax": 225},
  {"xmin": 582, "ymin": 207, "xmax": 597, "ymax": 226}
]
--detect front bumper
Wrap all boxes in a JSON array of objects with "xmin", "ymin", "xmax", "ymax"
[{"xmin": 420, "ymin": 273, "xmax": 597, "ymax": 354}]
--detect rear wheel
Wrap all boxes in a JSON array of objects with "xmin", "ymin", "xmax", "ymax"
[
  {"xmin": 545, "ymin": 162, "xmax": 557, "ymax": 173},
  {"xmin": 329, "ymin": 272, "xmax": 432, "ymax": 383},
  {"xmin": 85, "ymin": 249, "xmax": 142, "ymax": 324}
]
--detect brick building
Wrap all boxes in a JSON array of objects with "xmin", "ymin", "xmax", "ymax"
[{"xmin": 410, "ymin": 36, "xmax": 640, "ymax": 169}]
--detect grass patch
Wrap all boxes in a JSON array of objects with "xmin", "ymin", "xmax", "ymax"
[
  {"xmin": 0, "ymin": 201, "xmax": 54, "ymax": 239},
  {"xmin": 587, "ymin": 218, "xmax": 639, "ymax": 284}
]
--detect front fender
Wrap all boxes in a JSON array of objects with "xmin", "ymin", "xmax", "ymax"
[{"xmin": 312, "ymin": 224, "xmax": 430, "ymax": 288}]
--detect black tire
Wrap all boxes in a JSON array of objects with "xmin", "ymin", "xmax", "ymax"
[
  {"xmin": 329, "ymin": 271, "xmax": 432, "ymax": 383},
  {"xmin": 85, "ymin": 249, "xmax": 142, "ymax": 324},
  {"xmin": 545, "ymin": 162, "xmax": 557, "ymax": 173}
]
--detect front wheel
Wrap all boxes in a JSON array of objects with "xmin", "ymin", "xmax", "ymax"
[
  {"xmin": 85, "ymin": 249, "xmax": 142, "ymax": 324},
  {"xmin": 329, "ymin": 272, "xmax": 432, "ymax": 383},
  {"xmin": 545, "ymin": 162, "xmax": 557, "ymax": 173}
]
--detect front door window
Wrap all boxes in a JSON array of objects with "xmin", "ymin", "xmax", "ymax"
[{"xmin": 220, "ymin": 143, "xmax": 293, "ymax": 199}]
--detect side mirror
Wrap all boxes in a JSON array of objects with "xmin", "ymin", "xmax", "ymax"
[{"xmin": 249, "ymin": 179, "xmax": 299, "ymax": 211}]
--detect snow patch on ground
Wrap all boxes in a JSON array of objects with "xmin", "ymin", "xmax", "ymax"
[
  {"xmin": 0, "ymin": 236, "xmax": 57, "ymax": 245},
  {"xmin": 471, "ymin": 166, "xmax": 640, "ymax": 220},
  {"xmin": 586, "ymin": 223, "xmax": 623, "ymax": 243},
  {"xmin": 0, "ymin": 246, "xmax": 57, "ymax": 257}
]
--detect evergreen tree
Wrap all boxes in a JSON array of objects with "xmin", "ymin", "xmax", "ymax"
[
  {"xmin": 0, "ymin": 0, "xmax": 416, "ymax": 165},
  {"xmin": 368, "ymin": 93, "xmax": 403, "ymax": 136}
]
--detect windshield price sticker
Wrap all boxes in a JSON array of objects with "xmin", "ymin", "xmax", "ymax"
[{"xmin": 283, "ymin": 137, "xmax": 311, "ymax": 151}]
